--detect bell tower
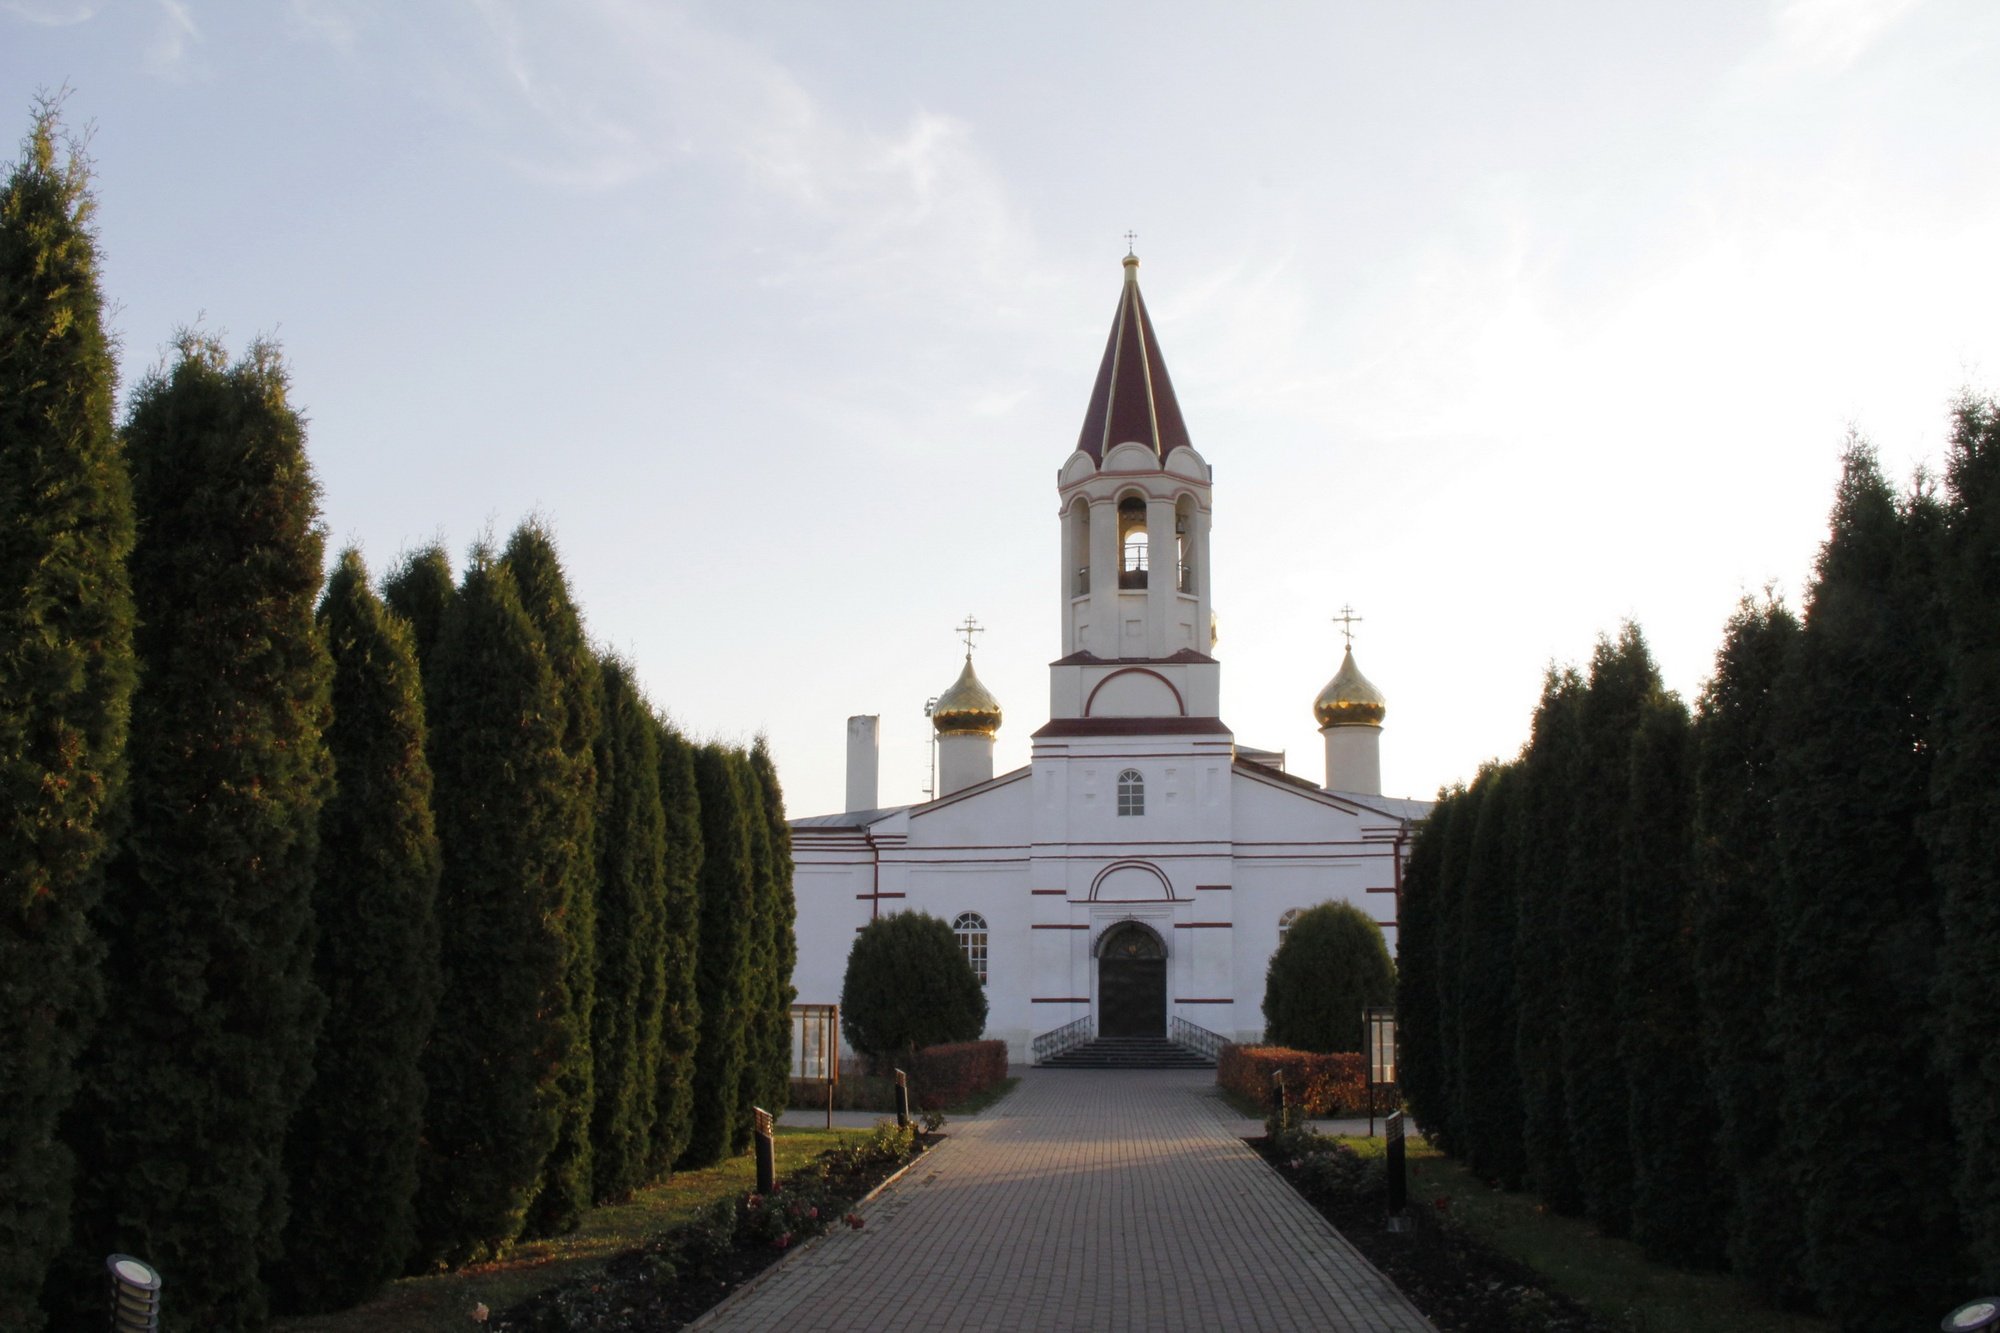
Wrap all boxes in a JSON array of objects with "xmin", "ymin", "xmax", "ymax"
[{"xmin": 1047, "ymin": 252, "xmax": 1220, "ymax": 724}]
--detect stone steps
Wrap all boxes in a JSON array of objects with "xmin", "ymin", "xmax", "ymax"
[{"xmin": 1039, "ymin": 1036, "xmax": 1216, "ymax": 1070}]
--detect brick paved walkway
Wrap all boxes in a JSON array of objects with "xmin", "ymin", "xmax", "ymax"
[{"xmin": 698, "ymin": 1068, "xmax": 1434, "ymax": 1331}]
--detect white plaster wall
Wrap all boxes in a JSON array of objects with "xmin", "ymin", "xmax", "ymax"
[{"xmin": 1323, "ymin": 724, "xmax": 1383, "ymax": 796}]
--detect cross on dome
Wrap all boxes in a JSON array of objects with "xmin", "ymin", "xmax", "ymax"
[
  {"xmin": 1335, "ymin": 604, "xmax": 1363, "ymax": 648},
  {"xmin": 955, "ymin": 614, "xmax": 985, "ymax": 656},
  {"xmin": 1123, "ymin": 229, "xmax": 1138, "ymax": 257}
]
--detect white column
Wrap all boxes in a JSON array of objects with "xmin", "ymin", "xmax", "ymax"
[
  {"xmin": 1145, "ymin": 495, "xmax": 1176, "ymax": 658},
  {"xmin": 1087, "ymin": 495, "xmax": 1120, "ymax": 658}
]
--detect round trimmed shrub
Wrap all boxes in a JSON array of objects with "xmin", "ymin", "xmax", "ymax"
[
  {"xmin": 1262, "ymin": 901, "xmax": 1395, "ymax": 1054},
  {"xmin": 841, "ymin": 912, "xmax": 987, "ymax": 1065}
]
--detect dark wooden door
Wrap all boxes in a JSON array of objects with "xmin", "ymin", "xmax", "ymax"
[{"xmin": 1100, "ymin": 959, "xmax": 1166, "ymax": 1038}]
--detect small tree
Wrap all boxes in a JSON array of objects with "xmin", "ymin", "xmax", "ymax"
[
  {"xmin": 841, "ymin": 912, "xmax": 986, "ymax": 1066},
  {"xmin": 1262, "ymin": 901, "xmax": 1396, "ymax": 1054}
]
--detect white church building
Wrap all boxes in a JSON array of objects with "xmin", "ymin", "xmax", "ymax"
[{"xmin": 789, "ymin": 253, "xmax": 1429, "ymax": 1063}]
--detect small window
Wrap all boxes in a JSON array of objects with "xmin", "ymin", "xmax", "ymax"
[
  {"xmin": 1116, "ymin": 769, "xmax": 1144, "ymax": 817},
  {"xmin": 1278, "ymin": 907, "xmax": 1301, "ymax": 941},
  {"xmin": 954, "ymin": 912, "xmax": 988, "ymax": 984}
]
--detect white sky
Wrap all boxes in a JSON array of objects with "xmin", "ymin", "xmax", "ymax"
[{"xmin": 8, "ymin": 0, "xmax": 1999, "ymax": 817}]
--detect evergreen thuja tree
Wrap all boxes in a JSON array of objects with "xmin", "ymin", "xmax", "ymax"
[
  {"xmin": 381, "ymin": 542, "xmax": 454, "ymax": 682},
  {"xmin": 1691, "ymin": 595, "xmax": 1807, "ymax": 1304},
  {"xmin": 680, "ymin": 742, "xmax": 755, "ymax": 1169},
  {"xmin": 1615, "ymin": 694, "xmax": 1724, "ymax": 1267},
  {"xmin": 0, "ymin": 103, "xmax": 135, "ymax": 1333},
  {"xmin": 588, "ymin": 657, "xmax": 666, "ymax": 1204},
  {"xmin": 62, "ymin": 336, "xmax": 332, "ymax": 1332},
  {"xmin": 1558, "ymin": 625, "xmax": 1660, "ymax": 1238},
  {"xmin": 1394, "ymin": 789, "xmax": 1454, "ymax": 1144},
  {"xmin": 1773, "ymin": 441, "xmax": 1964, "ymax": 1327},
  {"xmin": 274, "ymin": 550, "xmax": 441, "ymax": 1314},
  {"xmin": 733, "ymin": 750, "xmax": 777, "ymax": 1151},
  {"xmin": 1454, "ymin": 762, "xmax": 1526, "ymax": 1189},
  {"xmin": 1431, "ymin": 776, "xmax": 1479, "ymax": 1155},
  {"xmin": 1931, "ymin": 396, "xmax": 2000, "ymax": 1287},
  {"xmin": 504, "ymin": 522, "xmax": 602, "ymax": 1238},
  {"xmin": 750, "ymin": 741, "xmax": 797, "ymax": 1118},
  {"xmin": 1261, "ymin": 901, "xmax": 1396, "ymax": 1054},
  {"xmin": 1513, "ymin": 668, "xmax": 1584, "ymax": 1214},
  {"xmin": 648, "ymin": 724, "xmax": 703, "ymax": 1179},
  {"xmin": 839, "ymin": 912, "xmax": 987, "ymax": 1064},
  {"xmin": 414, "ymin": 551, "xmax": 571, "ymax": 1268}
]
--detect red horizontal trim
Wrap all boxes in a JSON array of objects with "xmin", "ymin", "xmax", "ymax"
[
  {"xmin": 1030, "ymin": 889, "xmax": 1067, "ymax": 896},
  {"xmin": 1195, "ymin": 884, "xmax": 1231, "ymax": 891},
  {"xmin": 1032, "ymin": 717, "xmax": 1232, "ymax": 738},
  {"xmin": 1173, "ymin": 922, "xmax": 1232, "ymax": 929},
  {"xmin": 855, "ymin": 891, "xmax": 905, "ymax": 900},
  {"xmin": 1049, "ymin": 649, "xmax": 1217, "ymax": 667},
  {"xmin": 1032, "ymin": 996, "xmax": 1091, "ymax": 1003},
  {"xmin": 1177, "ymin": 997, "xmax": 1233, "ymax": 1004},
  {"xmin": 1032, "ymin": 923, "xmax": 1090, "ymax": 930},
  {"xmin": 1367, "ymin": 886, "xmax": 1397, "ymax": 894}
]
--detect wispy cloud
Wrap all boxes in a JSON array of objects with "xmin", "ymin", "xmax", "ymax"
[
  {"xmin": 144, "ymin": 0, "xmax": 200, "ymax": 79},
  {"xmin": 1, "ymin": 0, "xmax": 99, "ymax": 24},
  {"xmin": 1769, "ymin": 0, "xmax": 1921, "ymax": 74}
]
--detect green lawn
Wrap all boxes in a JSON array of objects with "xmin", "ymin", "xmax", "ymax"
[
  {"xmin": 1362, "ymin": 1135, "xmax": 1832, "ymax": 1333},
  {"xmin": 273, "ymin": 1127, "xmax": 870, "ymax": 1333}
]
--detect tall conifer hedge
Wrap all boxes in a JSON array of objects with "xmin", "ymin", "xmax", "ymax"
[
  {"xmin": 680, "ymin": 743, "xmax": 754, "ymax": 1168},
  {"xmin": 750, "ymin": 741, "xmax": 798, "ymax": 1118},
  {"xmin": 1557, "ymin": 626, "xmax": 1658, "ymax": 1238},
  {"xmin": 1931, "ymin": 396, "xmax": 2000, "ymax": 1287},
  {"xmin": 62, "ymin": 336, "xmax": 332, "ymax": 1332},
  {"xmin": 1615, "ymin": 695, "xmax": 1723, "ymax": 1267},
  {"xmin": 0, "ymin": 105, "xmax": 135, "ymax": 1333},
  {"xmin": 504, "ymin": 523, "xmax": 602, "ymax": 1238},
  {"xmin": 649, "ymin": 725, "xmax": 704, "ymax": 1178},
  {"xmin": 1691, "ymin": 595, "xmax": 1807, "ymax": 1303},
  {"xmin": 1772, "ymin": 443, "xmax": 1964, "ymax": 1326},
  {"xmin": 381, "ymin": 542, "xmax": 454, "ymax": 681},
  {"xmin": 1453, "ymin": 762, "xmax": 1525, "ymax": 1188},
  {"xmin": 415, "ymin": 551, "xmax": 571, "ymax": 1267},
  {"xmin": 1512, "ymin": 668, "xmax": 1584, "ymax": 1214},
  {"xmin": 1394, "ymin": 789, "xmax": 1453, "ymax": 1144},
  {"xmin": 275, "ymin": 550, "xmax": 440, "ymax": 1314},
  {"xmin": 589, "ymin": 657, "xmax": 666, "ymax": 1203}
]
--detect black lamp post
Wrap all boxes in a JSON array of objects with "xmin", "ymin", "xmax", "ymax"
[{"xmin": 1364, "ymin": 1006, "xmax": 1397, "ymax": 1137}]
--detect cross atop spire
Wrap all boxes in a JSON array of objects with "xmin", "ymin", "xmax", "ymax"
[
  {"xmin": 955, "ymin": 614, "xmax": 984, "ymax": 656},
  {"xmin": 1334, "ymin": 604, "xmax": 1363, "ymax": 649},
  {"xmin": 1123, "ymin": 229, "xmax": 1138, "ymax": 257}
]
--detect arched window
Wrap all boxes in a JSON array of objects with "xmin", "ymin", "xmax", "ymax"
[
  {"xmin": 1116, "ymin": 768, "xmax": 1145, "ymax": 817},
  {"xmin": 954, "ymin": 912, "xmax": 988, "ymax": 984},
  {"xmin": 1118, "ymin": 495, "xmax": 1148, "ymax": 588},
  {"xmin": 1278, "ymin": 907, "xmax": 1302, "ymax": 941}
]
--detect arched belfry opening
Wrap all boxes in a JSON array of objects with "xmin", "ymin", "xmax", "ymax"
[
  {"xmin": 1117, "ymin": 495, "xmax": 1148, "ymax": 589},
  {"xmin": 1174, "ymin": 494, "xmax": 1197, "ymax": 594},
  {"xmin": 1095, "ymin": 918, "xmax": 1167, "ymax": 1039}
]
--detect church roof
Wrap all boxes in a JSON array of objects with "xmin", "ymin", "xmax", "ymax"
[{"xmin": 1074, "ymin": 254, "xmax": 1194, "ymax": 464}]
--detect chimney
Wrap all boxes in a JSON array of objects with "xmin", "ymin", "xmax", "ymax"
[{"xmin": 845, "ymin": 715, "xmax": 879, "ymax": 813}]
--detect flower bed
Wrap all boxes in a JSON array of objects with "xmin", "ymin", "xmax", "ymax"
[
  {"xmin": 1255, "ymin": 1126, "xmax": 1610, "ymax": 1332},
  {"xmin": 490, "ymin": 1122, "xmax": 933, "ymax": 1331}
]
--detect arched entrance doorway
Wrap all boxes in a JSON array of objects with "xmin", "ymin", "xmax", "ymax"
[{"xmin": 1096, "ymin": 920, "xmax": 1167, "ymax": 1039}]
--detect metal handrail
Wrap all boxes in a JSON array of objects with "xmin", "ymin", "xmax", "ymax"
[
  {"xmin": 1030, "ymin": 1014, "xmax": 1095, "ymax": 1064},
  {"xmin": 1169, "ymin": 1014, "xmax": 1228, "ymax": 1062}
]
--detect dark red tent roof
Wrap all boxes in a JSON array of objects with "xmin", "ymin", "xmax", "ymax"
[{"xmin": 1074, "ymin": 255, "xmax": 1194, "ymax": 464}]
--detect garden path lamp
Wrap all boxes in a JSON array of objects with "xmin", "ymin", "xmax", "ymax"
[
  {"xmin": 107, "ymin": 1254, "xmax": 161, "ymax": 1331},
  {"xmin": 1944, "ymin": 1299, "xmax": 2000, "ymax": 1331},
  {"xmin": 1365, "ymin": 1007, "xmax": 1397, "ymax": 1138}
]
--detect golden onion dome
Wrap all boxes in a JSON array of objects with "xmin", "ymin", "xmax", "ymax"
[
  {"xmin": 932, "ymin": 655, "xmax": 1003, "ymax": 736},
  {"xmin": 1314, "ymin": 646, "xmax": 1386, "ymax": 728}
]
